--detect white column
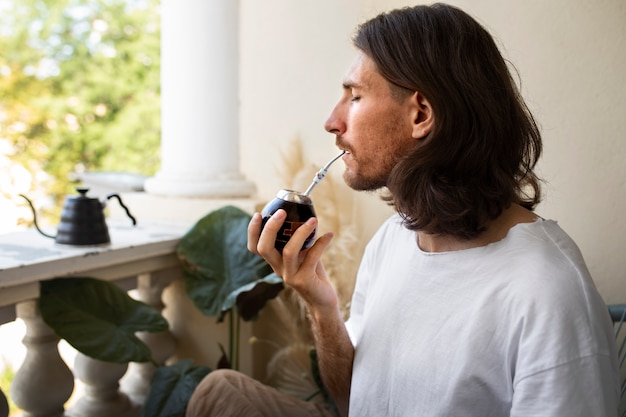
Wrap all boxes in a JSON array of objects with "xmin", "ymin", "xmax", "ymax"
[{"xmin": 144, "ymin": 0, "xmax": 256, "ymax": 198}]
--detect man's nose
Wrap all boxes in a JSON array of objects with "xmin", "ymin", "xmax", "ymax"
[{"xmin": 324, "ymin": 104, "xmax": 346, "ymax": 135}]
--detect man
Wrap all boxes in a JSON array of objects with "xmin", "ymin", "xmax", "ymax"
[{"xmin": 187, "ymin": 3, "xmax": 619, "ymax": 416}]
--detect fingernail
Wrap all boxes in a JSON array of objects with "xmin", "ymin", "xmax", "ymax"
[
  {"xmin": 306, "ymin": 217, "xmax": 316, "ymax": 226},
  {"xmin": 272, "ymin": 209, "xmax": 286, "ymax": 220}
]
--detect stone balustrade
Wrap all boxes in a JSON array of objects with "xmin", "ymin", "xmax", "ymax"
[{"xmin": 0, "ymin": 221, "xmax": 189, "ymax": 417}]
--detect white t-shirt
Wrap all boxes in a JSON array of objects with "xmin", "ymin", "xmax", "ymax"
[{"xmin": 345, "ymin": 215, "xmax": 619, "ymax": 417}]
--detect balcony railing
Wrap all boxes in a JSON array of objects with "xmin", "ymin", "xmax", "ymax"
[{"xmin": 0, "ymin": 220, "xmax": 190, "ymax": 416}]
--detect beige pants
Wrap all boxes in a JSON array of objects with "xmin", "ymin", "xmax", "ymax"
[{"xmin": 186, "ymin": 369, "xmax": 338, "ymax": 417}]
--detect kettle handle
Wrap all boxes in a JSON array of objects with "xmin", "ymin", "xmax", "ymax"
[
  {"xmin": 106, "ymin": 194, "xmax": 137, "ymax": 226},
  {"xmin": 18, "ymin": 194, "xmax": 56, "ymax": 239}
]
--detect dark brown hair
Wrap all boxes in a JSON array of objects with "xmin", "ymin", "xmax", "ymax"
[{"xmin": 354, "ymin": 3, "xmax": 542, "ymax": 239}]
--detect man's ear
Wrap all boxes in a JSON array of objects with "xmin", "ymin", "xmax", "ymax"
[{"xmin": 410, "ymin": 91, "xmax": 434, "ymax": 139}]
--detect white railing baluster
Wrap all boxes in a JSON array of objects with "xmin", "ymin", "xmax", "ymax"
[
  {"xmin": 121, "ymin": 270, "xmax": 178, "ymax": 405},
  {"xmin": 68, "ymin": 353, "xmax": 137, "ymax": 417},
  {"xmin": 9, "ymin": 300, "xmax": 74, "ymax": 417}
]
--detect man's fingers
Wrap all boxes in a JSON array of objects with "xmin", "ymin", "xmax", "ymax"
[
  {"xmin": 247, "ymin": 212, "xmax": 263, "ymax": 254},
  {"xmin": 282, "ymin": 217, "xmax": 318, "ymax": 269},
  {"xmin": 300, "ymin": 231, "xmax": 334, "ymax": 274}
]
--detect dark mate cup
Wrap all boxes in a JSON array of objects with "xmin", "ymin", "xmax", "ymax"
[{"xmin": 260, "ymin": 189, "xmax": 317, "ymax": 252}]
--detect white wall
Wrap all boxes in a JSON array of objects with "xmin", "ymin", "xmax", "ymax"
[{"xmin": 239, "ymin": 0, "xmax": 626, "ymax": 303}]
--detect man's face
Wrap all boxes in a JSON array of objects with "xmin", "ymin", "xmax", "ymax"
[{"xmin": 325, "ymin": 52, "xmax": 416, "ymax": 191}]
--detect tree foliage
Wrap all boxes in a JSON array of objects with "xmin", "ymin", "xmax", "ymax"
[{"xmin": 0, "ymin": 0, "xmax": 160, "ymax": 205}]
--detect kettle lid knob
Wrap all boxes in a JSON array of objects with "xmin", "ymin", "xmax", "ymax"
[{"xmin": 76, "ymin": 187, "xmax": 90, "ymax": 197}]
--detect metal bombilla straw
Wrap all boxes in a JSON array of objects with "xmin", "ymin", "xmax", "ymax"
[{"xmin": 302, "ymin": 150, "xmax": 346, "ymax": 196}]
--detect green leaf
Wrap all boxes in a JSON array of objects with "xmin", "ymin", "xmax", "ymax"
[
  {"xmin": 177, "ymin": 206, "xmax": 284, "ymax": 322},
  {"xmin": 226, "ymin": 273, "xmax": 284, "ymax": 321},
  {"xmin": 39, "ymin": 277, "xmax": 168, "ymax": 364},
  {"xmin": 142, "ymin": 359, "xmax": 211, "ymax": 417}
]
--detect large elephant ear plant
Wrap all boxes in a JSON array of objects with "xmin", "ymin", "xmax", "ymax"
[
  {"xmin": 176, "ymin": 205, "xmax": 284, "ymax": 371},
  {"xmin": 177, "ymin": 205, "xmax": 283, "ymax": 324},
  {"xmin": 146, "ymin": 205, "xmax": 284, "ymax": 415},
  {"xmin": 144, "ymin": 205, "xmax": 284, "ymax": 415}
]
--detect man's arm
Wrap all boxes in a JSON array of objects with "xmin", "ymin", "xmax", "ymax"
[
  {"xmin": 308, "ymin": 303, "xmax": 354, "ymax": 417},
  {"xmin": 248, "ymin": 210, "xmax": 354, "ymax": 416}
]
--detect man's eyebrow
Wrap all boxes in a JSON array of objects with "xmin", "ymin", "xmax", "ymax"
[{"xmin": 342, "ymin": 80, "xmax": 363, "ymax": 90}]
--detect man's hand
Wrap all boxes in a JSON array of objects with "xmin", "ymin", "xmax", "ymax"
[{"xmin": 247, "ymin": 209, "xmax": 338, "ymax": 313}]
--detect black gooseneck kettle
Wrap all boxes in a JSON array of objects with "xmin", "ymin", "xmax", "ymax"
[{"xmin": 20, "ymin": 187, "xmax": 136, "ymax": 246}]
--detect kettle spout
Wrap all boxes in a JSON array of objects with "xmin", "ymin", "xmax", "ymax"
[{"xmin": 18, "ymin": 194, "xmax": 57, "ymax": 239}]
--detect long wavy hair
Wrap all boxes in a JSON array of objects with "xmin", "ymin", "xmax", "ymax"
[{"xmin": 353, "ymin": 3, "xmax": 542, "ymax": 239}]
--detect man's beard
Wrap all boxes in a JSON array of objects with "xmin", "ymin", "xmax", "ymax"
[{"xmin": 343, "ymin": 169, "xmax": 388, "ymax": 191}]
